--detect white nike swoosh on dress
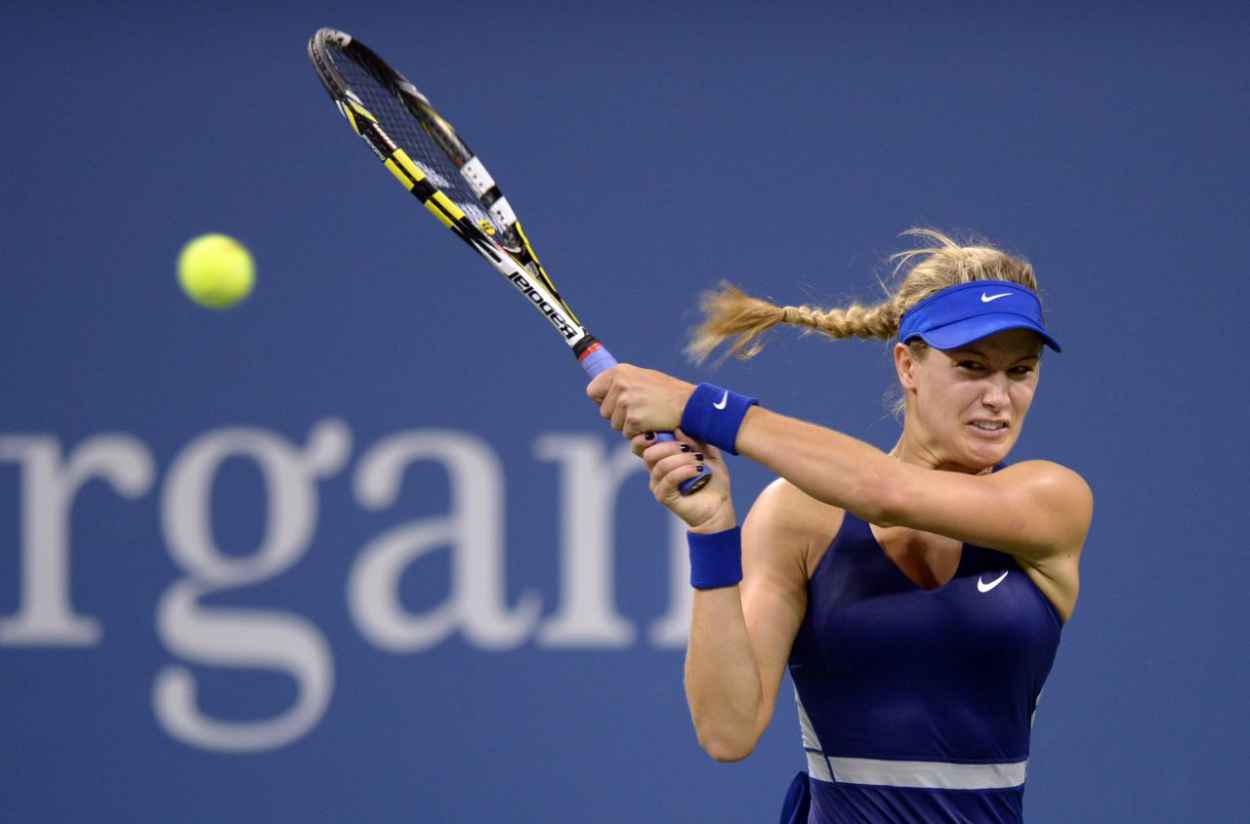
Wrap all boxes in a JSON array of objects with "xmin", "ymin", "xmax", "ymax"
[
  {"xmin": 712, "ymin": 390, "xmax": 729, "ymax": 410},
  {"xmin": 980, "ymin": 292, "xmax": 1012, "ymax": 303},
  {"xmin": 970, "ymin": 572, "xmax": 1010, "ymax": 592}
]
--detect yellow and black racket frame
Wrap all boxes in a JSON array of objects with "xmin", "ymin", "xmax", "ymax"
[
  {"xmin": 307, "ymin": 27, "xmax": 589, "ymax": 348},
  {"xmin": 307, "ymin": 27, "xmax": 711, "ymax": 494}
]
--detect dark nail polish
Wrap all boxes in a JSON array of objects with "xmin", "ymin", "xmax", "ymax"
[
  {"xmin": 694, "ymin": 453, "xmax": 704, "ymax": 461},
  {"xmin": 680, "ymin": 444, "xmax": 691, "ymax": 452},
  {"xmin": 695, "ymin": 465, "xmax": 705, "ymax": 472},
  {"xmin": 645, "ymin": 432, "xmax": 655, "ymax": 440}
]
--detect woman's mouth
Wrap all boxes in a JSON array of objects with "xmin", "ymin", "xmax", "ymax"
[{"xmin": 967, "ymin": 420, "xmax": 1009, "ymax": 437}]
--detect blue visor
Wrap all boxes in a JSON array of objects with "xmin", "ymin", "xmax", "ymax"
[{"xmin": 897, "ymin": 280, "xmax": 1061, "ymax": 352}]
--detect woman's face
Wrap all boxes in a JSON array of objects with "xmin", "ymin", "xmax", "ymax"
[{"xmin": 895, "ymin": 329, "xmax": 1043, "ymax": 471}]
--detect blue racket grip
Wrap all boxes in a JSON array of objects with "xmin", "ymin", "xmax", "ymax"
[{"xmin": 579, "ymin": 342, "xmax": 712, "ymax": 495}]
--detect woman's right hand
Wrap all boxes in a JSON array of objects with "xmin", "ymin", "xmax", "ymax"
[{"xmin": 629, "ymin": 429, "xmax": 736, "ymax": 532}]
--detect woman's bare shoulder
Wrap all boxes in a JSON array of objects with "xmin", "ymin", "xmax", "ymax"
[{"xmin": 746, "ymin": 477, "xmax": 847, "ymax": 577}]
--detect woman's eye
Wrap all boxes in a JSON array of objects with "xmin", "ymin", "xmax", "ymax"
[
  {"xmin": 1009, "ymin": 366, "xmax": 1034, "ymax": 377},
  {"xmin": 959, "ymin": 361, "xmax": 985, "ymax": 371}
]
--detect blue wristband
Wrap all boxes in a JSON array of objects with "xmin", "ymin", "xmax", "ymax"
[
  {"xmin": 680, "ymin": 383, "xmax": 759, "ymax": 455},
  {"xmin": 688, "ymin": 527, "xmax": 743, "ymax": 590}
]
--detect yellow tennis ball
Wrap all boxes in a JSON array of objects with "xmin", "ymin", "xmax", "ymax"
[{"xmin": 177, "ymin": 234, "xmax": 255, "ymax": 309}]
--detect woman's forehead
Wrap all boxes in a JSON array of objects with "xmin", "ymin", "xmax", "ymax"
[{"xmin": 945, "ymin": 329, "xmax": 1044, "ymax": 357}]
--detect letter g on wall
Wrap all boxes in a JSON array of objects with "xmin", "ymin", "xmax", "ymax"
[{"xmin": 153, "ymin": 420, "xmax": 350, "ymax": 753}]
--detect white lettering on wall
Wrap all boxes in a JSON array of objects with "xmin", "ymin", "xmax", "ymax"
[
  {"xmin": 1, "ymin": 423, "xmax": 700, "ymax": 752},
  {"xmin": 348, "ymin": 430, "xmax": 540, "ymax": 652},
  {"xmin": 648, "ymin": 515, "xmax": 693, "ymax": 648},
  {"xmin": 152, "ymin": 420, "xmax": 349, "ymax": 752},
  {"xmin": 532, "ymin": 434, "xmax": 640, "ymax": 647},
  {"xmin": 0, "ymin": 434, "xmax": 154, "ymax": 646}
]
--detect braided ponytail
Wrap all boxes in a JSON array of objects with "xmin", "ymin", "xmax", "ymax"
[{"xmin": 686, "ymin": 228, "xmax": 1040, "ymax": 365}]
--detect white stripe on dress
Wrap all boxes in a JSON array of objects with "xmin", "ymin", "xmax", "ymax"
[
  {"xmin": 824, "ymin": 755, "xmax": 1028, "ymax": 790},
  {"xmin": 793, "ymin": 687, "xmax": 1027, "ymax": 790}
]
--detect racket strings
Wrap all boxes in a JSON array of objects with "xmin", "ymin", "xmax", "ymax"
[{"xmin": 332, "ymin": 48, "xmax": 503, "ymax": 240}]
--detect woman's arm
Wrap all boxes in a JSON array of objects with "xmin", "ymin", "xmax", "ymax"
[
  {"xmin": 628, "ymin": 429, "xmax": 818, "ymax": 762},
  {"xmin": 586, "ymin": 364, "xmax": 1091, "ymax": 565},
  {"xmin": 684, "ymin": 479, "xmax": 816, "ymax": 761},
  {"xmin": 735, "ymin": 407, "xmax": 1093, "ymax": 564}
]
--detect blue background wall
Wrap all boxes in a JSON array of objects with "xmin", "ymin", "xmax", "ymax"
[{"xmin": 3, "ymin": 2, "xmax": 1247, "ymax": 821}]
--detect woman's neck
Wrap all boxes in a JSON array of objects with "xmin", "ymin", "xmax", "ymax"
[{"xmin": 888, "ymin": 420, "xmax": 994, "ymax": 476}]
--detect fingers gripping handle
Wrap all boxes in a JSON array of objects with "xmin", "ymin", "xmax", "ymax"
[{"xmin": 579, "ymin": 343, "xmax": 712, "ymax": 495}]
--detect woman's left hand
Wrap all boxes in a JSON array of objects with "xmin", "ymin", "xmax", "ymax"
[{"xmin": 585, "ymin": 364, "xmax": 694, "ymax": 438}]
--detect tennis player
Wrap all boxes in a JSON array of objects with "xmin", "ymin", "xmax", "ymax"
[{"xmin": 586, "ymin": 229, "xmax": 1091, "ymax": 823}]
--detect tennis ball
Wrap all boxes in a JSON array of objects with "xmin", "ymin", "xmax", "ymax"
[{"xmin": 177, "ymin": 233, "xmax": 255, "ymax": 309}]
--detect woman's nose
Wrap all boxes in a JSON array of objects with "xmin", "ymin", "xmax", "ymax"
[{"xmin": 981, "ymin": 375, "xmax": 1010, "ymax": 409}]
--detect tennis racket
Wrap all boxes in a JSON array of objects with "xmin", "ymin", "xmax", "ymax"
[{"xmin": 307, "ymin": 28, "xmax": 709, "ymax": 494}]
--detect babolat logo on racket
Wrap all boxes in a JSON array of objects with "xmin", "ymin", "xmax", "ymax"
[{"xmin": 507, "ymin": 272, "xmax": 580, "ymax": 340}]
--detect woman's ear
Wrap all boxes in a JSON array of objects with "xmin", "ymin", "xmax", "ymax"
[{"xmin": 893, "ymin": 342, "xmax": 917, "ymax": 393}]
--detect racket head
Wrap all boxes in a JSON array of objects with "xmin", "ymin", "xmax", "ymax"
[
  {"xmin": 310, "ymin": 30, "xmax": 522, "ymax": 250},
  {"xmin": 308, "ymin": 30, "xmax": 712, "ymax": 496},
  {"xmin": 308, "ymin": 29, "xmax": 577, "ymax": 326}
]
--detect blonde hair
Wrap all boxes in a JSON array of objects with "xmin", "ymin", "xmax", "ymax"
[{"xmin": 686, "ymin": 228, "xmax": 1041, "ymax": 365}]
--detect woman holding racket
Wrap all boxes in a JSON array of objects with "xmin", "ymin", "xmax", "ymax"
[{"xmin": 587, "ymin": 229, "xmax": 1091, "ymax": 824}]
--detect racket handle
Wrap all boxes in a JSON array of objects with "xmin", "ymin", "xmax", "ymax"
[{"xmin": 577, "ymin": 340, "xmax": 712, "ymax": 496}]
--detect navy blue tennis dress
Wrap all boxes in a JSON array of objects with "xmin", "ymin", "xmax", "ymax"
[{"xmin": 782, "ymin": 509, "xmax": 1063, "ymax": 823}]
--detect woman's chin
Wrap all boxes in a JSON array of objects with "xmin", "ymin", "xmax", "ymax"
[{"xmin": 960, "ymin": 433, "xmax": 1014, "ymax": 468}]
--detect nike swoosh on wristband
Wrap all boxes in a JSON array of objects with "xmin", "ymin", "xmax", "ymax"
[
  {"xmin": 980, "ymin": 292, "xmax": 1012, "ymax": 303},
  {"xmin": 977, "ymin": 571, "xmax": 1009, "ymax": 593},
  {"xmin": 712, "ymin": 390, "xmax": 729, "ymax": 410}
]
